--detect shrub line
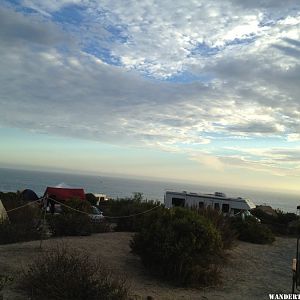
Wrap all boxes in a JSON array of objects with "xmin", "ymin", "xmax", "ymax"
[
  {"xmin": 5, "ymin": 198, "xmax": 42, "ymax": 213},
  {"xmin": 49, "ymin": 197, "xmax": 161, "ymax": 219}
]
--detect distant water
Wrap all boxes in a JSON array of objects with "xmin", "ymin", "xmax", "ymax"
[{"xmin": 0, "ymin": 167, "xmax": 299, "ymax": 213}]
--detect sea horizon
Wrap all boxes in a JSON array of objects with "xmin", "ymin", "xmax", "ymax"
[{"xmin": 0, "ymin": 167, "xmax": 299, "ymax": 213}]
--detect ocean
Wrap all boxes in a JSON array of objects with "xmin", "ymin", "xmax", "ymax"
[{"xmin": 0, "ymin": 167, "xmax": 299, "ymax": 213}]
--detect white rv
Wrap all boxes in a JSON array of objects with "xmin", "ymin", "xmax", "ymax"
[{"xmin": 164, "ymin": 191, "xmax": 256, "ymax": 215}]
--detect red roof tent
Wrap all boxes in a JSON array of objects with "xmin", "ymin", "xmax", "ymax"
[{"xmin": 44, "ymin": 187, "xmax": 86, "ymax": 201}]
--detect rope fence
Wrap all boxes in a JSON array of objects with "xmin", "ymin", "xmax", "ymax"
[
  {"xmin": 49, "ymin": 197, "xmax": 161, "ymax": 219},
  {"xmin": 5, "ymin": 198, "xmax": 43, "ymax": 213},
  {"xmin": 4, "ymin": 196, "xmax": 161, "ymax": 219}
]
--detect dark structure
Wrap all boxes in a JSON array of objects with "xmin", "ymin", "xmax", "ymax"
[{"xmin": 20, "ymin": 189, "xmax": 39, "ymax": 202}]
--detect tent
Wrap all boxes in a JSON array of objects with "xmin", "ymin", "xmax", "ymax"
[
  {"xmin": 0, "ymin": 199, "xmax": 9, "ymax": 222},
  {"xmin": 20, "ymin": 189, "xmax": 39, "ymax": 202},
  {"xmin": 44, "ymin": 186, "xmax": 86, "ymax": 202}
]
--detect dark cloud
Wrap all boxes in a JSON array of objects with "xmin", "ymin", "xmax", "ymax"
[
  {"xmin": 267, "ymin": 149, "xmax": 300, "ymax": 162},
  {"xmin": 227, "ymin": 122, "xmax": 282, "ymax": 134},
  {"xmin": 228, "ymin": 0, "xmax": 299, "ymax": 9},
  {"xmin": 0, "ymin": 6, "xmax": 67, "ymax": 46},
  {"xmin": 273, "ymin": 38, "xmax": 300, "ymax": 60}
]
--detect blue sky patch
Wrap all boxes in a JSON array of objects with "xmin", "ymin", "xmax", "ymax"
[
  {"xmin": 83, "ymin": 43, "xmax": 122, "ymax": 66},
  {"xmin": 189, "ymin": 43, "xmax": 220, "ymax": 57},
  {"xmin": 4, "ymin": 0, "xmax": 37, "ymax": 15},
  {"xmin": 167, "ymin": 71, "xmax": 214, "ymax": 83},
  {"xmin": 225, "ymin": 34, "xmax": 256, "ymax": 47},
  {"xmin": 105, "ymin": 24, "xmax": 128, "ymax": 43},
  {"xmin": 52, "ymin": 5, "xmax": 87, "ymax": 26}
]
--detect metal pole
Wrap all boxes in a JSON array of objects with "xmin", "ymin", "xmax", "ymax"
[{"xmin": 293, "ymin": 236, "xmax": 300, "ymax": 293}]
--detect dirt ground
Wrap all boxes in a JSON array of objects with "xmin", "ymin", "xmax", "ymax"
[{"xmin": 0, "ymin": 232, "xmax": 296, "ymax": 300}]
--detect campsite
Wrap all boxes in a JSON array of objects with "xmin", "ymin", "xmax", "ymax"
[
  {"xmin": 0, "ymin": 186, "xmax": 299, "ymax": 299},
  {"xmin": 2, "ymin": 1, "xmax": 300, "ymax": 298}
]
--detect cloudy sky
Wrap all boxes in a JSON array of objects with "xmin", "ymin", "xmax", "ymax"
[{"xmin": 1, "ymin": 0, "xmax": 300, "ymax": 193}]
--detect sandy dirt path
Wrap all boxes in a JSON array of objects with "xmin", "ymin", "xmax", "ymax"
[{"xmin": 0, "ymin": 233, "xmax": 296, "ymax": 300}]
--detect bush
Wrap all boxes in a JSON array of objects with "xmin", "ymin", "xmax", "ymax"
[
  {"xmin": 85, "ymin": 193, "xmax": 98, "ymax": 206},
  {"xmin": 0, "ymin": 274, "xmax": 13, "ymax": 293},
  {"xmin": 251, "ymin": 208, "xmax": 299, "ymax": 235},
  {"xmin": 0, "ymin": 196, "xmax": 41, "ymax": 245},
  {"xmin": 251, "ymin": 208, "xmax": 276, "ymax": 224},
  {"xmin": 0, "ymin": 191, "xmax": 21, "ymax": 204},
  {"xmin": 276, "ymin": 210, "xmax": 298, "ymax": 225},
  {"xmin": 0, "ymin": 221, "xmax": 41, "ymax": 245},
  {"xmin": 47, "ymin": 214, "xmax": 92, "ymax": 236},
  {"xmin": 196, "ymin": 207, "xmax": 236, "ymax": 250},
  {"xmin": 2, "ymin": 198, "xmax": 40, "ymax": 227},
  {"xmin": 47, "ymin": 198, "xmax": 93, "ymax": 236},
  {"xmin": 91, "ymin": 221, "xmax": 112, "ymax": 233},
  {"xmin": 20, "ymin": 246, "xmax": 129, "ymax": 300},
  {"xmin": 47, "ymin": 198, "xmax": 112, "ymax": 236},
  {"xmin": 131, "ymin": 207, "xmax": 223, "ymax": 286},
  {"xmin": 103, "ymin": 194, "xmax": 161, "ymax": 232},
  {"xmin": 231, "ymin": 217, "xmax": 275, "ymax": 244},
  {"xmin": 61, "ymin": 198, "xmax": 92, "ymax": 214}
]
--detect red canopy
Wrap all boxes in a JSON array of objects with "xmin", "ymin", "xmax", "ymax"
[{"xmin": 44, "ymin": 187, "xmax": 86, "ymax": 201}]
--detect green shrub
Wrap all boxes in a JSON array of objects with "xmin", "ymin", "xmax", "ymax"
[
  {"xmin": 20, "ymin": 246, "xmax": 129, "ymax": 300},
  {"xmin": 251, "ymin": 208, "xmax": 276, "ymax": 223},
  {"xmin": 47, "ymin": 198, "xmax": 113, "ymax": 236},
  {"xmin": 0, "ymin": 191, "xmax": 21, "ymax": 204},
  {"xmin": 47, "ymin": 198, "xmax": 92, "ymax": 236},
  {"xmin": 276, "ymin": 210, "xmax": 298, "ymax": 225},
  {"xmin": 131, "ymin": 207, "xmax": 223, "ymax": 286},
  {"xmin": 0, "ymin": 274, "xmax": 13, "ymax": 292},
  {"xmin": 91, "ymin": 221, "xmax": 112, "ymax": 233},
  {"xmin": 197, "ymin": 207, "xmax": 236, "ymax": 250},
  {"xmin": 0, "ymin": 196, "xmax": 41, "ymax": 245},
  {"xmin": 251, "ymin": 208, "xmax": 299, "ymax": 235},
  {"xmin": 61, "ymin": 198, "xmax": 91, "ymax": 214},
  {"xmin": 0, "ymin": 221, "xmax": 41, "ymax": 245},
  {"xmin": 85, "ymin": 193, "xmax": 98, "ymax": 206},
  {"xmin": 103, "ymin": 194, "xmax": 161, "ymax": 232},
  {"xmin": 231, "ymin": 217, "xmax": 275, "ymax": 244},
  {"xmin": 3, "ymin": 197, "xmax": 40, "ymax": 227},
  {"xmin": 47, "ymin": 214, "xmax": 92, "ymax": 236}
]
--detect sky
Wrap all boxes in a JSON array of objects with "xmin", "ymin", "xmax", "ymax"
[{"xmin": 0, "ymin": 0, "xmax": 300, "ymax": 194}]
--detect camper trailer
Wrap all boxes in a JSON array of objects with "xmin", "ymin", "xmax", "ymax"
[{"xmin": 164, "ymin": 191, "xmax": 256, "ymax": 215}]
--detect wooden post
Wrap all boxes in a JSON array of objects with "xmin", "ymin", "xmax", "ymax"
[{"xmin": 39, "ymin": 208, "xmax": 47, "ymax": 249}]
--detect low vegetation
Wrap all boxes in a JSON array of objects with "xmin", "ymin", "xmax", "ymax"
[
  {"xmin": 20, "ymin": 246, "xmax": 129, "ymax": 300},
  {"xmin": 0, "ymin": 274, "xmax": 13, "ymax": 295},
  {"xmin": 85, "ymin": 193, "xmax": 98, "ymax": 206},
  {"xmin": 0, "ymin": 192, "xmax": 41, "ymax": 244},
  {"xmin": 0, "ymin": 193, "xmax": 111, "ymax": 243},
  {"xmin": 231, "ymin": 216, "xmax": 275, "ymax": 244},
  {"xmin": 131, "ymin": 207, "xmax": 224, "ymax": 286},
  {"xmin": 47, "ymin": 198, "xmax": 110, "ymax": 236},
  {"xmin": 0, "ymin": 221, "xmax": 41, "ymax": 245},
  {"xmin": 100, "ymin": 193, "xmax": 161, "ymax": 232},
  {"xmin": 251, "ymin": 207, "xmax": 300, "ymax": 235},
  {"xmin": 197, "ymin": 207, "xmax": 236, "ymax": 250},
  {"xmin": 47, "ymin": 213, "xmax": 92, "ymax": 236}
]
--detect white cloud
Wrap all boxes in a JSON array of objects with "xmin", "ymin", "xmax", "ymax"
[
  {"xmin": 287, "ymin": 134, "xmax": 300, "ymax": 142},
  {"xmin": 1, "ymin": 2, "xmax": 300, "ymax": 178},
  {"xmin": 190, "ymin": 153, "xmax": 225, "ymax": 171},
  {"xmin": 13, "ymin": 0, "xmax": 298, "ymax": 78}
]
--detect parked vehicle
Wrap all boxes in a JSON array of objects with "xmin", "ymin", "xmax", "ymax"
[
  {"xmin": 89, "ymin": 206, "xmax": 104, "ymax": 223},
  {"xmin": 164, "ymin": 191, "xmax": 256, "ymax": 215},
  {"xmin": 241, "ymin": 210, "xmax": 261, "ymax": 222}
]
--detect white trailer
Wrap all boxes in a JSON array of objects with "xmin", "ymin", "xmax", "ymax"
[{"xmin": 164, "ymin": 191, "xmax": 256, "ymax": 215}]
